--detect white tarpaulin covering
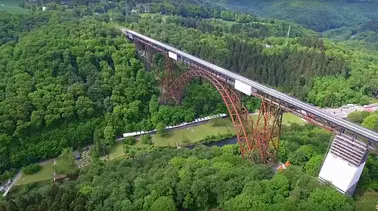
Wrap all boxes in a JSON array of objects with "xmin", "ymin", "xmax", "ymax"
[
  {"xmin": 319, "ymin": 153, "xmax": 365, "ymax": 193},
  {"xmin": 235, "ymin": 80, "xmax": 251, "ymax": 95},
  {"xmin": 168, "ymin": 51, "xmax": 178, "ymax": 60}
]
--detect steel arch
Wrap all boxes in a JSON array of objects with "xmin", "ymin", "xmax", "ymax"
[{"xmin": 164, "ymin": 68, "xmax": 282, "ymax": 163}]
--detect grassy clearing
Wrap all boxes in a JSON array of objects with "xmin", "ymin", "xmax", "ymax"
[
  {"xmin": 152, "ymin": 119, "xmax": 233, "ymax": 147},
  {"xmin": 108, "ymin": 142, "xmax": 127, "ymax": 160},
  {"xmin": 282, "ymin": 113, "xmax": 305, "ymax": 125},
  {"xmin": 355, "ymin": 191, "xmax": 378, "ymax": 211},
  {"xmin": 108, "ymin": 141, "xmax": 150, "ymax": 161},
  {"xmin": 108, "ymin": 113, "xmax": 304, "ymax": 160},
  {"xmin": 16, "ymin": 161, "xmax": 54, "ymax": 186},
  {"xmin": 108, "ymin": 119, "xmax": 233, "ymax": 160},
  {"xmin": 0, "ymin": 0, "xmax": 26, "ymax": 13},
  {"xmin": 152, "ymin": 113, "xmax": 303, "ymax": 146},
  {"xmin": 250, "ymin": 112, "xmax": 304, "ymax": 126}
]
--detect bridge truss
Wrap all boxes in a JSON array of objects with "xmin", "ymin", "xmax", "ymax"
[
  {"xmin": 125, "ymin": 28, "xmax": 378, "ymax": 164},
  {"xmin": 122, "ymin": 28, "xmax": 378, "ymax": 195},
  {"xmin": 134, "ymin": 36, "xmax": 283, "ymax": 163}
]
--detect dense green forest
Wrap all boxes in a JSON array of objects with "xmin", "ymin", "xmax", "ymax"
[
  {"xmin": 208, "ymin": 0, "xmax": 378, "ymax": 50},
  {"xmin": 129, "ymin": 14, "xmax": 378, "ymax": 106},
  {"xmin": 0, "ymin": 0, "xmax": 378, "ymax": 210},
  {"xmin": 0, "ymin": 10, "xmax": 231, "ymax": 174},
  {"xmin": 2, "ymin": 123, "xmax": 378, "ymax": 210},
  {"xmin": 0, "ymin": 0, "xmax": 377, "ymax": 176},
  {"xmin": 0, "ymin": 144, "xmax": 356, "ymax": 211},
  {"xmin": 210, "ymin": 0, "xmax": 378, "ymax": 31}
]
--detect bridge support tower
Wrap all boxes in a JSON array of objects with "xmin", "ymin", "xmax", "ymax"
[
  {"xmin": 157, "ymin": 52, "xmax": 284, "ymax": 163},
  {"xmin": 123, "ymin": 28, "xmax": 378, "ymax": 195},
  {"xmin": 319, "ymin": 134, "xmax": 369, "ymax": 195}
]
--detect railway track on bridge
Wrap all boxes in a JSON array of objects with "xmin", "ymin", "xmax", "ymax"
[
  {"xmin": 121, "ymin": 28, "xmax": 378, "ymax": 194},
  {"xmin": 121, "ymin": 27, "xmax": 378, "ymax": 145}
]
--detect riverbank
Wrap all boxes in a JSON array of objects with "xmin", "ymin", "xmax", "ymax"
[
  {"xmin": 9, "ymin": 112, "xmax": 303, "ymax": 189},
  {"xmin": 108, "ymin": 113, "xmax": 304, "ymax": 160}
]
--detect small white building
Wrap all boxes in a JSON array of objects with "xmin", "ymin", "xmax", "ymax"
[{"xmin": 264, "ymin": 44, "xmax": 272, "ymax": 48}]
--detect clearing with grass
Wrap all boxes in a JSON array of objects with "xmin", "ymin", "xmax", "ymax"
[
  {"xmin": 0, "ymin": 0, "xmax": 26, "ymax": 13},
  {"xmin": 16, "ymin": 161, "xmax": 54, "ymax": 186},
  {"xmin": 108, "ymin": 114, "xmax": 303, "ymax": 160}
]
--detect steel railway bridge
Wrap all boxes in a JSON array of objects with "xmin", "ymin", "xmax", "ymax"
[{"xmin": 122, "ymin": 28, "xmax": 378, "ymax": 194}]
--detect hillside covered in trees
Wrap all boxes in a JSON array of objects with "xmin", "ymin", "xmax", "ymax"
[
  {"xmin": 0, "ymin": 0, "xmax": 378, "ymax": 210},
  {"xmin": 0, "ymin": 11, "xmax": 234, "ymax": 175},
  {"xmin": 208, "ymin": 0, "xmax": 378, "ymax": 50},
  {"xmin": 0, "ymin": 145, "xmax": 357, "ymax": 211},
  {"xmin": 130, "ymin": 13, "xmax": 378, "ymax": 107},
  {"xmin": 211, "ymin": 0, "xmax": 378, "ymax": 32},
  {"xmin": 2, "ymin": 123, "xmax": 378, "ymax": 210},
  {"xmin": 1, "ymin": 0, "xmax": 377, "ymax": 179}
]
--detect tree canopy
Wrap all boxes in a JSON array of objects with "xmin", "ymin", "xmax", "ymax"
[{"xmin": 0, "ymin": 146, "xmax": 355, "ymax": 211}]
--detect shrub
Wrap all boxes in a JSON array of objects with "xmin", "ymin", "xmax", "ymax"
[
  {"xmin": 156, "ymin": 123, "xmax": 166, "ymax": 137},
  {"xmin": 124, "ymin": 136, "xmax": 136, "ymax": 145},
  {"xmin": 123, "ymin": 144, "xmax": 130, "ymax": 154},
  {"xmin": 181, "ymin": 136, "xmax": 190, "ymax": 144},
  {"xmin": 347, "ymin": 111, "xmax": 370, "ymax": 124},
  {"xmin": 140, "ymin": 134, "xmax": 153, "ymax": 145},
  {"xmin": 55, "ymin": 148, "xmax": 78, "ymax": 176},
  {"xmin": 210, "ymin": 118, "xmax": 223, "ymax": 127},
  {"xmin": 0, "ymin": 170, "xmax": 17, "ymax": 183},
  {"xmin": 22, "ymin": 164, "xmax": 41, "ymax": 175}
]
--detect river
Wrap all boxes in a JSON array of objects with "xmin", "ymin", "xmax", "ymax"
[{"xmin": 186, "ymin": 137, "xmax": 237, "ymax": 149}]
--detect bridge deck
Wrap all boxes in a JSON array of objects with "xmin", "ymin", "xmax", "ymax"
[{"xmin": 121, "ymin": 28, "xmax": 378, "ymax": 144}]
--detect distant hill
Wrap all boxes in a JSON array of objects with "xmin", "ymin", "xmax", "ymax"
[{"xmin": 210, "ymin": 0, "xmax": 378, "ymax": 32}]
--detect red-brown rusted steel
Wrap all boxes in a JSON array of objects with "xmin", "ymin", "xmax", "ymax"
[
  {"xmin": 164, "ymin": 68, "xmax": 253, "ymax": 156},
  {"xmin": 133, "ymin": 37, "xmax": 154, "ymax": 71},
  {"xmin": 160, "ymin": 53, "xmax": 174, "ymax": 103},
  {"xmin": 164, "ymin": 68, "xmax": 283, "ymax": 163},
  {"xmin": 251, "ymin": 100, "xmax": 283, "ymax": 163},
  {"xmin": 134, "ymin": 40, "xmax": 283, "ymax": 163}
]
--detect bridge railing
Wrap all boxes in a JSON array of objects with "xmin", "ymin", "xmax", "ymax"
[{"xmin": 121, "ymin": 28, "xmax": 378, "ymax": 145}]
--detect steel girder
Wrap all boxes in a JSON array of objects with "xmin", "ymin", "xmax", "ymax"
[
  {"xmin": 160, "ymin": 53, "xmax": 174, "ymax": 104},
  {"xmin": 127, "ymin": 30, "xmax": 378, "ymax": 149},
  {"xmin": 164, "ymin": 68, "xmax": 283, "ymax": 163},
  {"xmin": 133, "ymin": 38, "xmax": 284, "ymax": 163}
]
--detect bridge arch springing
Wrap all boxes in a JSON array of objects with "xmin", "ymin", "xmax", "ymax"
[{"xmin": 163, "ymin": 68, "xmax": 281, "ymax": 163}]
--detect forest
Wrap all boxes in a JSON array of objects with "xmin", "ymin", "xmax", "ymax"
[
  {"xmin": 0, "ymin": 143, "xmax": 357, "ymax": 211},
  {"xmin": 129, "ymin": 14, "xmax": 378, "ymax": 106},
  {"xmin": 0, "ymin": 10, "xmax": 236, "ymax": 174},
  {"xmin": 0, "ymin": 0, "xmax": 378, "ymax": 210},
  {"xmin": 2, "ymin": 124, "xmax": 378, "ymax": 210},
  {"xmin": 209, "ymin": 0, "xmax": 378, "ymax": 50},
  {"xmin": 211, "ymin": 0, "xmax": 378, "ymax": 31}
]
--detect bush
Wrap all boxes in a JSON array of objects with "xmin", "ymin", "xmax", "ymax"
[
  {"xmin": 123, "ymin": 144, "xmax": 130, "ymax": 154},
  {"xmin": 210, "ymin": 118, "xmax": 228, "ymax": 127},
  {"xmin": 181, "ymin": 135, "xmax": 190, "ymax": 144},
  {"xmin": 156, "ymin": 123, "xmax": 166, "ymax": 137},
  {"xmin": 140, "ymin": 134, "xmax": 153, "ymax": 145},
  {"xmin": 347, "ymin": 111, "xmax": 370, "ymax": 124},
  {"xmin": 0, "ymin": 169, "xmax": 17, "ymax": 183},
  {"xmin": 124, "ymin": 137, "xmax": 136, "ymax": 145},
  {"xmin": 22, "ymin": 164, "xmax": 41, "ymax": 175},
  {"xmin": 201, "ymin": 133, "xmax": 234, "ymax": 144}
]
